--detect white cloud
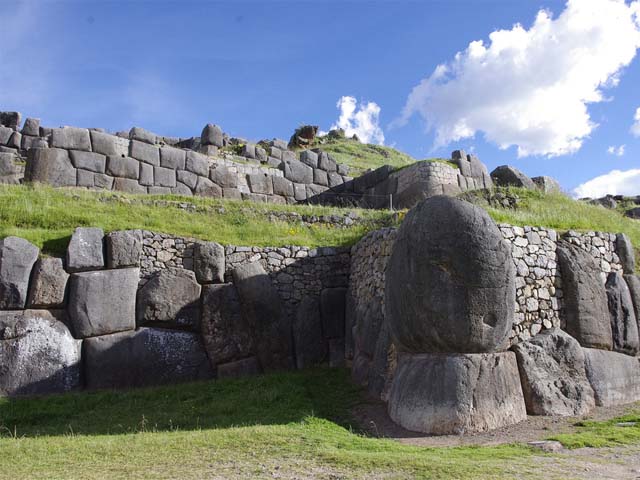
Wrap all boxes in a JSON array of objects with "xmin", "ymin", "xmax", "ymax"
[
  {"xmin": 632, "ymin": 107, "xmax": 640, "ymax": 137},
  {"xmin": 573, "ymin": 168, "xmax": 640, "ymax": 197},
  {"xmin": 330, "ymin": 96, "xmax": 385, "ymax": 145},
  {"xmin": 396, "ymin": 0, "xmax": 640, "ymax": 157},
  {"xmin": 607, "ymin": 145, "xmax": 626, "ymax": 156}
]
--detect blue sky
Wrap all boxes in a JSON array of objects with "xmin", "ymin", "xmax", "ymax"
[{"xmin": 1, "ymin": 0, "xmax": 640, "ymax": 196}]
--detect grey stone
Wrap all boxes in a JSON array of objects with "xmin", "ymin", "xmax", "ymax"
[
  {"xmin": 284, "ymin": 160, "xmax": 313, "ymax": 184},
  {"xmin": 27, "ymin": 258, "xmax": 69, "ymax": 308},
  {"xmin": 0, "ymin": 153, "xmax": 16, "ymax": 176},
  {"xmin": 490, "ymin": 165, "xmax": 536, "ymax": 189},
  {"xmin": 194, "ymin": 241, "xmax": 225, "ymax": 284},
  {"xmin": 318, "ymin": 152, "xmax": 337, "ymax": 172},
  {"xmin": 583, "ymin": 348, "xmax": 640, "ymax": 406},
  {"xmin": 270, "ymin": 147, "xmax": 282, "ymax": 160},
  {"xmin": 21, "ymin": 134, "xmax": 43, "ymax": 150},
  {"xmin": 70, "ymin": 150, "xmax": 106, "ymax": 173},
  {"xmin": 7, "ymin": 131, "xmax": 20, "ymax": 149},
  {"xmin": 94, "ymin": 173, "xmax": 114, "ymax": 190},
  {"xmin": 273, "ymin": 176, "xmax": 294, "ymax": 197},
  {"xmin": 194, "ymin": 177, "xmax": 222, "ymax": 197},
  {"xmin": 532, "ymin": 176, "xmax": 561, "ymax": 193},
  {"xmin": 337, "ymin": 163, "xmax": 349, "ymax": 176},
  {"xmin": 223, "ymin": 188, "xmax": 241, "ymax": 200},
  {"xmin": 186, "ymin": 151, "xmax": 209, "ymax": 176},
  {"xmin": 327, "ymin": 172, "xmax": 343, "ymax": 187},
  {"xmin": 605, "ymin": 272, "xmax": 639, "ymax": 355},
  {"xmin": 388, "ymin": 352, "xmax": 526, "ymax": 434},
  {"xmin": 217, "ymin": 357, "xmax": 260, "ymax": 379},
  {"xmin": 624, "ymin": 274, "xmax": 640, "ymax": 331},
  {"xmin": 67, "ymin": 268, "xmax": 139, "ymax": 338},
  {"xmin": 177, "ymin": 170, "xmax": 198, "ymax": 189},
  {"xmin": 557, "ymin": 241, "xmax": 613, "ymax": 349},
  {"xmin": 329, "ymin": 338, "xmax": 345, "ymax": 367},
  {"xmin": 281, "ymin": 150, "xmax": 296, "ymax": 162},
  {"xmin": 209, "ymin": 165, "xmax": 237, "ymax": 188},
  {"xmin": 0, "ymin": 126, "xmax": 13, "ymax": 145},
  {"xmin": 271, "ymin": 139, "xmax": 288, "ymax": 151},
  {"xmin": 83, "ymin": 327, "xmax": 213, "ymax": 389},
  {"xmin": 21, "ymin": 117, "xmax": 40, "ymax": 136},
  {"xmin": 172, "ymin": 182, "xmax": 193, "ymax": 196},
  {"xmin": 139, "ymin": 162, "xmax": 154, "ymax": 186},
  {"xmin": 106, "ymin": 230, "xmax": 142, "ymax": 268},
  {"xmin": 255, "ymin": 146, "xmax": 267, "ymax": 162},
  {"xmin": 199, "ymin": 145, "xmax": 219, "ymax": 157},
  {"xmin": 201, "ymin": 124, "xmax": 223, "ymax": 147},
  {"xmin": 113, "ymin": 178, "xmax": 146, "ymax": 194},
  {"xmin": 25, "ymin": 148, "xmax": 76, "ymax": 187},
  {"xmin": 129, "ymin": 140, "xmax": 160, "ymax": 166},
  {"xmin": 626, "ymin": 207, "xmax": 640, "ymax": 219},
  {"xmin": 90, "ymin": 131, "xmax": 129, "ymax": 157},
  {"xmin": 314, "ymin": 169, "xmax": 328, "ymax": 186},
  {"xmin": 0, "ymin": 111, "xmax": 21, "ymax": 130},
  {"xmin": 136, "ymin": 268, "xmax": 201, "ymax": 330},
  {"xmin": 160, "ymin": 146, "xmax": 186, "ymax": 170},
  {"xmin": 106, "ymin": 156, "xmax": 139, "ymax": 179},
  {"xmin": 241, "ymin": 144, "xmax": 256, "ymax": 159},
  {"xmin": 232, "ymin": 261, "xmax": 292, "ymax": 371},
  {"xmin": 293, "ymin": 183, "xmax": 307, "ymax": 201},
  {"xmin": 300, "ymin": 150, "xmax": 318, "ymax": 168},
  {"xmin": 154, "ymin": 166, "xmax": 177, "ymax": 187},
  {"xmin": 148, "ymin": 186, "xmax": 171, "ymax": 195},
  {"xmin": 0, "ymin": 237, "xmax": 39, "ymax": 309},
  {"xmin": 385, "ymin": 196, "xmax": 515, "ymax": 353},
  {"xmin": 0, "ymin": 310, "xmax": 81, "ymax": 396},
  {"xmin": 51, "ymin": 127, "xmax": 91, "ymax": 151},
  {"xmin": 293, "ymin": 296, "xmax": 327, "ymax": 369},
  {"xmin": 512, "ymin": 328, "xmax": 595, "ymax": 416},
  {"xmin": 616, "ymin": 233, "xmax": 636, "ymax": 274},
  {"xmin": 78, "ymin": 170, "xmax": 96, "ymax": 187},
  {"xmin": 66, "ymin": 227, "xmax": 104, "ymax": 272},
  {"xmin": 201, "ymin": 283, "xmax": 255, "ymax": 366},
  {"xmin": 267, "ymin": 157, "xmax": 283, "ymax": 169},
  {"xmin": 129, "ymin": 127, "xmax": 156, "ymax": 145},
  {"xmin": 320, "ymin": 287, "xmax": 346, "ymax": 339},
  {"xmin": 247, "ymin": 173, "xmax": 273, "ymax": 195}
]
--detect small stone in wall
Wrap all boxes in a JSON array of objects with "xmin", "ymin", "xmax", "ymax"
[
  {"xmin": 27, "ymin": 257, "xmax": 69, "ymax": 308},
  {"xmin": 194, "ymin": 241, "xmax": 225, "ymax": 284},
  {"xmin": 0, "ymin": 236, "xmax": 39, "ymax": 309},
  {"xmin": 66, "ymin": 227, "xmax": 105, "ymax": 272},
  {"xmin": 106, "ymin": 230, "xmax": 143, "ymax": 268}
]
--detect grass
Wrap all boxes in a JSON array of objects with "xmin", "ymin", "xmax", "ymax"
[
  {"xmin": 549, "ymin": 411, "xmax": 640, "ymax": 448},
  {"xmin": 0, "ymin": 368, "xmax": 534, "ymax": 479},
  {"xmin": 0, "ymin": 184, "xmax": 396, "ymax": 255}
]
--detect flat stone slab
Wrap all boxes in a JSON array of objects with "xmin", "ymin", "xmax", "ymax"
[
  {"xmin": 388, "ymin": 352, "xmax": 526, "ymax": 435},
  {"xmin": 583, "ymin": 348, "xmax": 640, "ymax": 407},
  {"xmin": 83, "ymin": 327, "xmax": 213, "ymax": 389}
]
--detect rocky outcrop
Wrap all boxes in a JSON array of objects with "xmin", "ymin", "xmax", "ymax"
[
  {"xmin": 532, "ymin": 176, "xmax": 561, "ymax": 193},
  {"xmin": 605, "ymin": 272, "xmax": 639, "ymax": 355},
  {"xmin": 512, "ymin": 329, "xmax": 595, "ymax": 416},
  {"xmin": 385, "ymin": 196, "xmax": 515, "ymax": 353},
  {"xmin": 490, "ymin": 165, "xmax": 536, "ymax": 189},
  {"xmin": 557, "ymin": 241, "xmax": 613, "ymax": 350},
  {"xmin": 0, "ymin": 310, "xmax": 81, "ymax": 396},
  {"xmin": 0, "ymin": 236, "xmax": 39, "ymax": 309},
  {"xmin": 388, "ymin": 352, "xmax": 526, "ymax": 435},
  {"xmin": 583, "ymin": 348, "xmax": 640, "ymax": 407}
]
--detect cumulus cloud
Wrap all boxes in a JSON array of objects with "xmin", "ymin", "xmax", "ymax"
[
  {"xmin": 607, "ymin": 145, "xmax": 626, "ymax": 156},
  {"xmin": 632, "ymin": 107, "xmax": 640, "ymax": 137},
  {"xmin": 330, "ymin": 96, "xmax": 385, "ymax": 145},
  {"xmin": 573, "ymin": 168, "xmax": 640, "ymax": 197},
  {"xmin": 396, "ymin": 0, "xmax": 640, "ymax": 157}
]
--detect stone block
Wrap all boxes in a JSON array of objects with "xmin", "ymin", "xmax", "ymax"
[
  {"xmin": 247, "ymin": 173, "xmax": 273, "ymax": 195},
  {"xmin": 281, "ymin": 150, "xmax": 296, "ymax": 162},
  {"xmin": 76, "ymin": 170, "xmax": 93, "ymax": 188},
  {"xmin": 299, "ymin": 150, "xmax": 318, "ymax": 168},
  {"xmin": 0, "ymin": 126, "xmax": 13, "ymax": 144},
  {"xmin": 148, "ymin": 186, "xmax": 171, "ymax": 195},
  {"xmin": 106, "ymin": 230, "xmax": 142, "ymax": 268},
  {"xmin": 51, "ymin": 127, "xmax": 91, "ymax": 151},
  {"xmin": 210, "ymin": 165, "xmax": 237, "ymax": 188},
  {"xmin": 195, "ymin": 176, "xmax": 222, "ymax": 197},
  {"xmin": 129, "ymin": 126, "xmax": 156, "ymax": 145},
  {"xmin": 0, "ymin": 310, "xmax": 81, "ymax": 396},
  {"xmin": 95, "ymin": 173, "xmax": 114, "ymax": 190},
  {"xmin": 106, "ymin": 155, "xmax": 139, "ymax": 179},
  {"xmin": 217, "ymin": 357, "xmax": 260, "ymax": 379},
  {"xmin": 27, "ymin": 258, "xmax": 69, "ymax": 308},
  {"xmin": 223, "ymin": 187, "xmax": 242, "ymax": 200},
  {"xmin": 320, "ymin": 287, "xmax": 346, "ymax": 339},
  {"xmin": 194, "ymin": 241, "xmax": 225, "ymax": 284},
  {"xmin": 241, "ymin": 144, "xmax": 256, "ymax": 159},
  {"xmin": 172, "ymin": 183, "xmax": 193, "ymax": 196},
  {"xmin": 313, "ymin": 169, "xmax": 328, "ymax": 186},
  {"xmin": 284, "ymin": 160, "xmax": 313, "ymax": 184},
  {"xmin": 66, "ymin": 227, "xmax": 104, "ymax": 272},
  {"xmin": 186, "ymin": 151, "xmax": 209, "ymax": 176},
  {"xmin": 327, "ymin": 172, "xmax": 343, "ymax": 188},
  {"xmin": 26, "ymin": 148, "xmax": 77, "ymax": 187},
  {"xmin": 70, "ymin": 150, "xmax": 106, "ymax": 173},
  {"xmin": 490, "ymin": 165, "xmax": 536, "ymax": 189},
  {"xmin": 293, "ymin": 296, "xmax": 327, "ymax": 369},
  {"xmin": 605, "ymin": 272, "xmax": 639, "ymax": 355},
  {"xmin": 388, "ymin": 352, "xmax": 526, "ymax": 434},
  {"xmin": 113, "ymin": 177, "xmax": 146, "ymax": 194},
  {"xmin": 583, "ymin": 348, "xmax": 640, "ymax": 406},
  {"xmin": 0, "ymin": 236, "xmax": 39, "ymax": 309},
  {"xmin": 293, "ymin": 182, "xmax": 307, "ymax": 201},
  {"xmin": 160, "ymin": 146, "xmax": 186, "ymax": 170},
  {"xmin": 154, "ymin": 166, "xmax": 177, "ymax": 187},
  {"xmin": 83, "ymin": 327, "xmax": 213, "ymax": 389},
  {"xmin": 177, "ymin": 170, "xmax": 198, "ymax": 189},
  {"xmin": 139, "ymin": 162, "xmax": 154, "ymax": 186},
  {"xmin": 201, "ymin": 124, "xmax": 223, "ymax": 147},
  {"xmin": 255, "ymin": 146, "xmax": 267, "ymax": 162},
  {"xmin": 318, "ymin": 151, "xmax": 337, "ymax": 172},
  {"xmin": 90, "ymin": 131, "xmax": 129, "ymax": 157},
  {"xmin": 129, "ymin": 140, "xmax": 160, "ymax": 166},
  {"xmin": 273, "ymin": 176, "xmax": 294, "ymax": 197},
  {"xmin": 616, "ymin": 233, "xmax": 636, "ymax": 274},
  {"xmin": 0, "ymin": 111, "xmax": 21, "ymax": 130},
  {"xmin": 67, "ymin": 268, "xmax": 139, "ymax": 338}
]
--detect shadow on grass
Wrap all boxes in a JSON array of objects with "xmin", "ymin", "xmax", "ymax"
[
  {"xmin": 0, "ymin": 368, "xmax": 362, "ymax": 438},
  {"xmin": 41, "ymin": 235, "xmax": 71, "ymax": 256}
]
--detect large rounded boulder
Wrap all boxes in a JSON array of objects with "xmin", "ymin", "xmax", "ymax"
[{"xmin": 385, "ymin": 196, "xmax": 515, "ymax": 353}]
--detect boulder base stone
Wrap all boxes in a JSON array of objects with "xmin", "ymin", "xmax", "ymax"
[
  {"xmin": 0, "ymin": 310, "xmax": 81, "ymax": 396},
  {"xmin": 0, "ymin": 236, "xmax": 39, "ymax": 309},
  {"xmin": 605, "ymin": 272, "xmax": 639, "ymax": 355},
  {"xmin": 67, "ymin": 268, "xmax": 139, "ymax": 338},
  {"xmin": 512, "ymin": 328, "xmax": 595, "ymax": 416},
  {"xmin": 385, "ymin": 196, "xmax": 515, "ymax": 353},
  {"xmin": 388, "ymin": 352, "xmax": 526, "ymax": 435},
  {"xmin": 83, "ymin": 327, "xmax": 213, "ymax": 389},
  {"xmin": 583, "ymin": 348, "xmax": 640, "ymax": 406},
  {"xmin": 27, "ymin": 257, "xmax": 69, "ymax": 308},
  {"xmin": 66, "ymin": 227, "xmax": 105, "ymax": 272},
  {"xmin": 557, "ymin": 241, "xmax": 613, "ymax": 349},
  {"xmin": 26, "ymin": 148, "xmax": 77, "ymax": 187}
]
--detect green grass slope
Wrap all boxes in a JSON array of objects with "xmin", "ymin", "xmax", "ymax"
[{"xmin": 0, "ymin": 184, "xmax": 396, "ymax": 255}]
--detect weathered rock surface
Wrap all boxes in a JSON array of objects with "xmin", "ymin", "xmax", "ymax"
[
  {"xmin": 385, "ymin": 196, "xmax": 515, "ymax": 353},
  {"xmin": 51, "ymin": 127, "xmax": 91, "ymax": 151},
  {"xmin": 320, "ymin": 287, "xmax": 346, "ymax": 339},
  {"xmin": 293, "ymin": 296, "xmax": 326, "ymax": 369},
  {"xmin": 194, "ymin": 241, "xmax": 225, "ymax": 284},
  {"xmin": 27, "ymin": 257, "xmax": 69, "ymax": 308},
  {"xmin": 532, "ymin": 176, "xmax": 562, "ymax": 193},
  {"xmin": 26, "ymin": 148, "xmax": 77, "ymax": 187},
  {"xmin": 388, "ymin": 352, "xmax": 527, "ymax": 435},
  {"xmin": 83, "ymin": 327, "xmax": 213, "ymax": 389},
  {"xmin": 67, "ymin": 268, "xmax": 139, "ymax": 338},
  {"xmin": 232, "ymin": 261, "xmax": 292, "ymax": 370},
  {"xmin": 106, "ymin": 230, "xmax": 142, "ymax": 268},
  {"xmin": 624, "ymin": 274, "xmax": 640, "ymax": 330},
  {"xmin": 512, "ymin": 328, "xmax": 595, "ymax": 416},
  {"xmin": 583, "ymin": 348, "xmax": 640, "ymax": 406},
  {"xmin": 616, "ymin": 233, "xmax": 636, "ymax": 274},
  {"xmin": 66, "ymin": 227, "xmax": 105, "ymax": 272},
  {"xmin": 605, "ymin": 272, "xmax": 639, "ymax": 355},
  {"xmin": 201, "ymin": 283, "xmax": 254, "ymax": 366},
  {"xmin": 217, "ymin": 357, "xmax": 260, "ymax": 379},
  {"xmin": 557, "ymin": 241, "xmax": 613, "ymax": 350},
  {"xmin": 490, "ymin": 165, "xmax": 536, "ymax": 189},
  {"xmin": 0, "ymin": 236, "xmax": 39, "ymax": 309},
  {"xmin": 136, "ymin": 268, "xmax": 201, "ymax": 330},
  {"xmin": 0, "ymin": 310, "xmax": 81, "ymax": 396},
  {"xmin": 201, "ymin": 124, "xmax": 223, "ymax": 147}
]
